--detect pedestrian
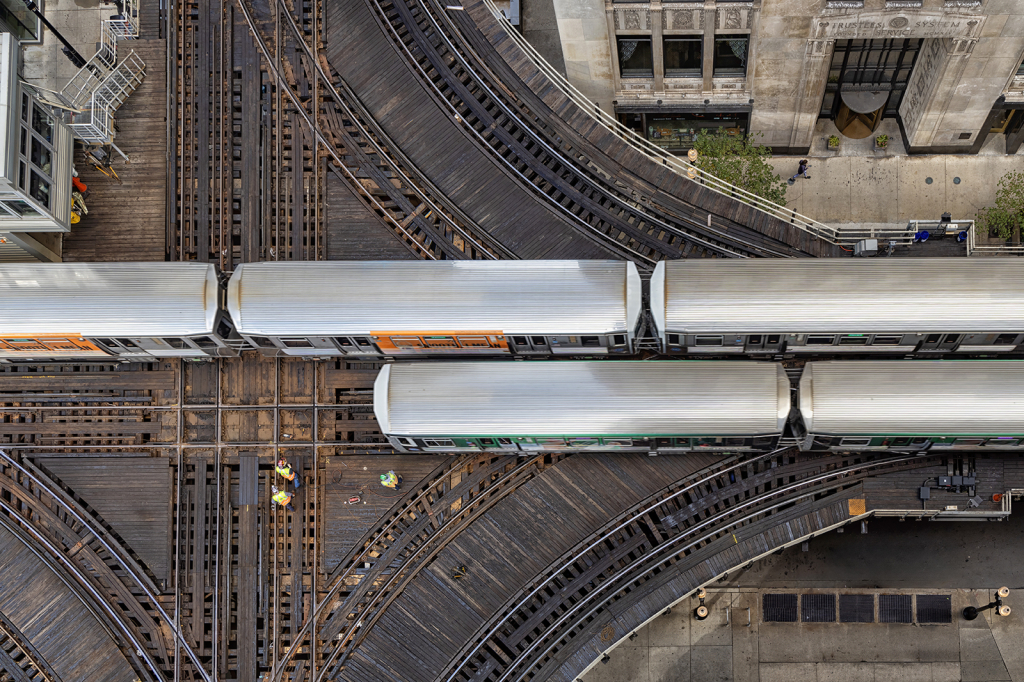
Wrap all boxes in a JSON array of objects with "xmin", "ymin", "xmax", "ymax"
[
  {"xmin": 380, "ymin": 470, "xmax": 402, "ymax": 490},
  {"xmin": 790, "ymin": 159, "xmax": 811, "ymax": 181},
  {"xmin": 271, "ymin": 485, "xmax": 295, "ymax": 512},
  {"xmin": 276, "ymin": 458, "xmax": 301, "ymax": 488}
]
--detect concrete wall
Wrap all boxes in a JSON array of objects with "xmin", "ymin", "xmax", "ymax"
[{"xmin": 553, "ymin": 0, "xmax": 616, "ymax": 114}]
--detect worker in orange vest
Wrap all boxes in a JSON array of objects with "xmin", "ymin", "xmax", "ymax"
[
  {"xmin": 271, "ymin": 485, "xmax": 295, "ymax": 511},
  {"xmin": 276, "ymin": 458, "xmax": 301, "ymax": 488}
]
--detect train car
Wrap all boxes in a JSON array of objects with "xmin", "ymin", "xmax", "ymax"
[
  {"xmin": 0, "ymin": 263, "xmax": 236, "ymax": 362},
  {"xmin": 798, "ymin": 361, "xmax": 1024, "ymax": 452},
  {"xmin": 227, "ymin": 260, "xmax": 642, "ymax": 358},
  {"xmin": 373, "ymin": 360, "xmax": 791, "ymax": 453},
  {"xmin": 651, "ymin": 259, "xmax": 1024, "ymax": 356}
]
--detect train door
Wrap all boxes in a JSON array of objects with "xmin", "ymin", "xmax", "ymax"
[{"xmin": 918, "ymin": 333, "xmax": 962, "ymax": 353}]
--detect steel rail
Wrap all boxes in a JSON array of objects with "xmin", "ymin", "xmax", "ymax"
[
  {"xmin": 0, "ymin": 610, "xmax": 64, "ymax": 682},
  {"xmin": 410, "ymin": 0, "xmax": 801, "ymax": 260},
  {"xmin": 0, "ymin": 449, "xmax": 210, "ymax": 680},
  {"xmin": 456, "ymin": 454, "xmax": 934, "ymax": 682}
]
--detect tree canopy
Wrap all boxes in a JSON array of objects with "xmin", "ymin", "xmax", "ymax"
[
  {"xmin": 975, "ymin": 170, "xmax": 1024, "ymax": 241},
  {"xmin": 691, "ymin": 129, "xmax": 787, "ymax": 207}
]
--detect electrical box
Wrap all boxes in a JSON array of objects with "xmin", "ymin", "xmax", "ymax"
[
  {"xmin": 938, "ymin": 476, "xmax": 952, "ymax": 487},
  {"xmin": 919, "ymin": 487, "xmax": 931, "ymax": 500},
  {"xmin": 854, "ymin": 239, "xmax": 878, "ymax": 257}
]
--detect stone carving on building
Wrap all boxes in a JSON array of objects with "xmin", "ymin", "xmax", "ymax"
[
  {"xmin": 662, "ymin": 8, "xmax": 699, "ymax": 31},
  {"xmin": 811, "ymin": 10, "xmax": 984, "ymax": 40},
  {"xmin": 614, "ymin": 7, "xmax": 652, "ymax": 31},
  {"xmin": 899, "ymin": 37, "xmax": 944, "ymax": 136},
  {"xmin": 715, "ymin": 6, "xmax": 752, "ymax": 31}
]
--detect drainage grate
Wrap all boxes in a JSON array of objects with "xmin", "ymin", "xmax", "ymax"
[
  {"xmin": 879, "ymin": 594, "xmax": 913, "ymax": 623},
  {"xmin": 840, "ymin": 594, "xmax": 874, "ymax": 623},
  {"xmin": 802, "ymin": 594, "xmax": 836, "ymax": 623},
  {"xmin": 763, "ymin": 593, "xmax": 798, "ymax": 622},
  {"xmin": 917, "ymin": 595, "xmax": 952, "ymax": 624}
]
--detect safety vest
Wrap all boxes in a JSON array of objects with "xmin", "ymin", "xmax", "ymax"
[
  {"xmin": 272, "ymin": 490, "xmax": 291, "ymax": 505},
  {"xmin": 276, "ymin": 464, "xmax": 295, "ymax": 480},
  {"xmin": 381, "ymin": 473, "xmax": 397, "ymax": 487}
]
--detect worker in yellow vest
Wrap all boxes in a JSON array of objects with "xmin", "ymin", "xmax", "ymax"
[
  {"xmin": 276, "ymin": 458, "xmax": 301, "ymax": 488},
  {"xmin": 380, "ymin": 470, "xmax": 402, "ymax": 490},
  {"xmin": 271, "ymin": 485, "xmax": 295, "ymax": 511}
]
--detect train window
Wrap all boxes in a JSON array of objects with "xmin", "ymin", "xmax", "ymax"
[
  {"xmin": 397, "ymin": 437, "xmax": 417, "ymax": 447},
  {"xmin": 612, "ymin": 335, "xmax": 626, "ymax": 346},
  {"xmin": 581, "ymin": 336, "xmax": 601, "ymax": 347},
  {"xmin": 193, "ymin": 336, "xmax": 218, "ymax": 349},
  {"xmin": 891, "ymin": 437, "xmax": 911, "ymax": 446},
  {"xmin": 356, "ymin": 338, "xmax": 373, "ymax": 347},
  {"xmin": 766, "ymin": 335, "xmax": 781, "ymax": 345},
  {"xmin": 392, "ymin": 337, "xmax": 425, "ymax": 348},
  {"xmin": 458, "ymin": 336, "xmax": 490, "ymax": 348},
  {"xmin": 988, "ymin": 438, "xmax": 1021, "ymax": 446},
  {"xmin": 942, "ymin": 334, "xmax": 961, "ymax": 344},
  {"xmin": 839, "ymin": 336, "xmax": 868, "ymax": 345},
  {"xmin": 422, "ymin": 439, "xmax": 456, "ymax": 448},
  {"xmin": 163, "ymin": 338, "xmax": 188, "ymax": 349},
  {"xmin": 604, "ymin": 438, "xmax": 633, "ymax": 447},
  {"xmin": 116, "ymin": 338, "xmax": 138, "ymax": 348},
  {"xmin": 749, "ymin": 335, "xmax": 763, "ymax": 344},
  {"xmin": 424, "ymin": 337, "xmax": 458, "ymax": 348},
  {"xmin": 536, "ymin": 438, "xmax": 565, "ymax": 446},
  {"xmin": 924, "ymin": 334, "xmax": 942, "ymax": 343},
  {"xmin": 217, "ymin": 320, "xmax": 233, "ymax": 338},
  {"xmin": 96, "ymin": 338, "xmax": 116, "ymax": 347},
  {"xmin": 479, "ymin": 438, "xmax": 497, "ymax": 447},
  {"xmin": 806, "ymin": 336, "xmax": 835, "ymax": 345},
  {"xmin": 954, "ymin": 438, "xmax": 984, "ymax": 446},
  {"xmin": 724, "ymin": 438, "xmax": 748, "ymax": 446},
  {"xmin": 995, "ymin": 334, "xmax": 1019, "ymax": 345},
  {"xmin": 531, "ymin": 336, "xmax": 547, "ymax": 346},
  {"xmin": 282, "ymin": 338, "xmax": 313, "ymax": 348},
  {"xmin": 512, "ymin": 336, "xmax": 528, "ymax": 346},
  {"xmin": 694, "ymin": 336, "xmax": 723, "ymax": 346},
  {"xmin": 840, "ymin": 437, "xmax": 872, "ymax": 446},
  {"xmin": 497, "ymin": 438, "xmax": 513, "ymax": 446},
  {"xmin": 668, "ymin": 334, "xmax": 680, "ymax": 345},
  {"xmin": 872, "ymin": 336, "xmax": 903, "ymax": 345},
  {"xmin": 569, "ymin": 438, "xmax": 599, "ymax": 447},
  {"xmin": 753, "ymin": 436, "xmax": 775, "ymax": 448},
  {"xmin": 251, "ymin": 336, "xmax": 277, "ymax": 348},
  {"xmin": 912, "ymin": 438, "xmax": 929, "ymax": 445},
  {"xmin": 334, "ymin": 337, "xmax": 354, "ymax": 347}
]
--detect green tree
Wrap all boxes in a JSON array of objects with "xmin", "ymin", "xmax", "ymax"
[
  {"xmin": 691, "ymin": 129, "xmax": 787, "ymax": 206},
  {"xmin": 975, "ymin": 170, "xmax": 1024, "ymax": 241}
]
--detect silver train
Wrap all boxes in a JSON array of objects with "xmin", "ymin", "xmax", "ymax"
[
  {"xmin": 375, "ymin": 360, "xmax": 1024, "ymax": 455},
  {"xmin": 1, "ymin": 259, "xmax": 1023, "ymax": 362}
]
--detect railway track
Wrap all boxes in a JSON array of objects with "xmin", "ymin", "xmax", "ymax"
[
  {"xmin": 439, "ymin": 451, "xmax": 938, "ymax": 682},
  {"xmin": 0, "ymin": 610, "xmax": 64, "ymax": 682},
  {"xmin": 355, "ymin": 0, "xmax": 811, "ymax": 263},
  {"xmin": 271, "ymin": 452, "xmax": 565, "ymax": 681}
]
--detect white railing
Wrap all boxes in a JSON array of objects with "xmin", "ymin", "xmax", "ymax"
[
  {"xmin": 67, "ymin": 50, "xmax": 145, "ymax": 145},
  {"xmin": 965, "ymin": 221, "xmax": 1024, "ymax": 256},
  {"xmin": 477, "ymin": 0, "xmax": 897, "ymax": 247}
]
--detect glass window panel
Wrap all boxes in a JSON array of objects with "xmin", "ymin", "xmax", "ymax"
[
  {"xmin": 29, "ymin": 171, "xmax": 50, "ymax": 209},
  {"xmin": 163, "ymin": 338, "xmax": 188, "ymax": 349},
  {"xmin": 664, "ymin": 37, "xmax": 701, "ymax": 77},
  {"xmin": 618, "ymin": 37, "xmax": 653, "ymax": 78},
  {"xmin": 30, "ymin": 138, "xmax": 51, "ymax": 176},
  {"xmin": 21, "ymin": 94, "xmax": 27, "ymax": 121},
  {"xmin": 1, "ymin": 200, "xmax": 40, "ymax": 217},
  {"xmin": 1018, "ymin": 57, "xmax": 1024, "ymax": 76},
  {"xmin": 713, "ymin": 37, "xmax": 748, "ymax": 76},
  {"xmin": 31, "ymin": 106, "xmax": 52, "ymax": 142},
  {"xmin": 19, "ymin": 128, "xmax": 25, "ymax": 155}
]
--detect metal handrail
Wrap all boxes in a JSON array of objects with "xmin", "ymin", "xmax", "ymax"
[
  {"xmin": 966, "ymin": 221, "xmax": 1024, "ymax": 256},
  {"xmin": 474, "ymin": 0, "xmax": 896, "ymax": 246}
]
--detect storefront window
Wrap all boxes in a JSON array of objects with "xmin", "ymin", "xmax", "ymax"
[
  {"xmin": 618, "ymin": 36, "xmax": 653, "ymax": 78},
  {"xmin": 664, "ymin": 37, "xmax": 702, "ymax": 78},
  {"xmin": 713, "ymin": 37, "xmax": 748, "ymax": 76},
  {"xmin": 637, "ymin": 112, "xmax": 749, "ymax": 152}
]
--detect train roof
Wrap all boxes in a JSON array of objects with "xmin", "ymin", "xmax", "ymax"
[
  {"xmin": 799, "ymin": 361, "xmax": 1024, "ymax": 435},
  {"xmin": 0, "ymin": 263, "xmax": 219, "ymax": 336},
  {"xmin": 374, "ymin": 361, "xmax": 790, "ymax": 437},
  {"xmin": 652, "ymin": 259, "xmax": 1024, "ymax": 333},
  {"xmin": 227, "ymin": 261, "xmax": 641, "ymax": 336}
]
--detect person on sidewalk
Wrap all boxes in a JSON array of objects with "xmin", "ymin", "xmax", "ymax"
[
  {"xmin": 271, "ymin": 485, "xmax": 296, "ymax": 512},
  {"xmin": 276, "ymin": 458, "xmax": 301, "ymax": 488},
  {"xmin": 790, "ymin": 159, "xmax": 811, "ymax": 181},
  {"xmin": 380, "ymin": 470, "xmax": 402, "ymax": 491}
]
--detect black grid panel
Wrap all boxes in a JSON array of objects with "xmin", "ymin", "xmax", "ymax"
[
  {"xmin": 763, "ymin": 594, "xmax": 798, "ymax": 622},
  {"xmin": 879, "ymin": 594, "xmax": 913, "ymax": 623},
  {"xmin": 917, "ymin": 595, "xmax": 952, "ymax": 624},
  {"xmin": 802, "ymin": 594, "xmax": 837, "ymax": 623},
  {"xmin": 839, "ymin": 594, "xmax": 875, "ymax": 623}
]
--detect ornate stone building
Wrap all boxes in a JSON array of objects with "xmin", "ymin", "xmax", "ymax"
[{"xmin": 550, "ymin": 0, "xmax": 1024, "ymax": 154}]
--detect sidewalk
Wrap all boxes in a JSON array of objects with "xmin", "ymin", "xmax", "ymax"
[
  {"xmin": 583, "ymin": 587, "xmax": 1022, "ymax": 682},
  {"xmin": 769, "ymin": 119, "xmax": 1024, "ymax": 236}
]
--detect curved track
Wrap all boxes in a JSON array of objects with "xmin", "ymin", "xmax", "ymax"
[{"xmin": 0, "ymin": 610, "xmax": 64, "ymax": 682}]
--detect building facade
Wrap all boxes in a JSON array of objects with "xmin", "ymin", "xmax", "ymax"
[{"xmin": 553, "ymin": 0, "xmax": 1024, "ymax": 154}]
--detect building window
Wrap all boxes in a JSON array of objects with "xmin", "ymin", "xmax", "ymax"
[
  {"xmin": 18, "ymin": 98, "xmax": 55, "ymax": 212},
  {"xmin": 618, "ymin": 36, "xmax": 653, "ymax": 78},
  {"xmin": 664, "ymin": 37, "xmax": 702, "ymax": 78},
  {"xmin": 619, "ymin": 112, "xmax": 749, "ymax": 152},
  {"xmin": 713, "ymin": 37, "xmax": 748, "ymax": 76},
  {"xmin": 1018, "ymin": 56, "xmax": 1024, "ymax": 76}
]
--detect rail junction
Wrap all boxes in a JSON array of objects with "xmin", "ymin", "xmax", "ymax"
[{"xmin": 2, "ymin": 0, "xmax": 1021, "ymax": 677}]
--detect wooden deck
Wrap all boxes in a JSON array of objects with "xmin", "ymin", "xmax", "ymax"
[
  {"xmin": 326, "ymin": 173, "xmax": 419, "ymax": 260},
  {"xmin": 62, "ymin": 37, "xmax": 168, "ymax": 263},
  {"xmin": 0, "ymin": 525, "xmax": 137, "ymax": 682}
]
